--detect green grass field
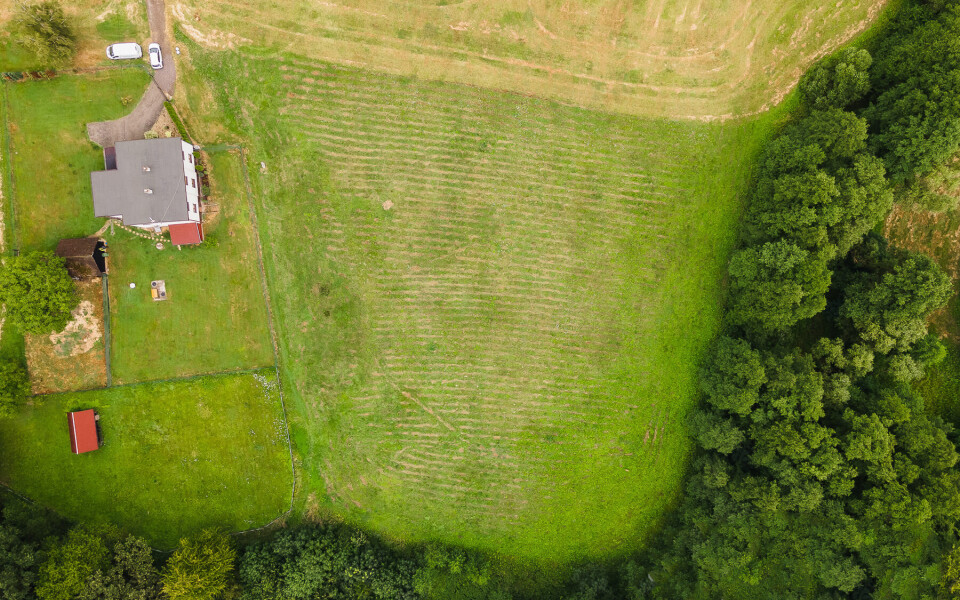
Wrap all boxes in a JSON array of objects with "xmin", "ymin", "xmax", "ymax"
[
  {"xmin": 3, "ymin": 69, "xmax": 150, "ymax": 252},
  {"xmin": 107, "ymin": 151, "xmax": 275, "ymax": 384},
  {"xmin": 0, "ymin": 370, "xmax": 291, "ymax": 547},
  {"xmin": 191, "ymin": 47, "xmax": 785, "ymax": 561}
]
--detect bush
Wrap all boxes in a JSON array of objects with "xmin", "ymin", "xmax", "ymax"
[
  {"xmin": 164, "ymin": 102, "xmax": 191, "ymax": 143},
  {"xmin": 0, "ymin": 360, "xmax": 31, "ymax": 418}
]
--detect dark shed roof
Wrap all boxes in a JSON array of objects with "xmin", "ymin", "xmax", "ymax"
[
  {"xmin": 56, "ymin": 238, "xmax": 105, "ymax": 279},
  {"xmin": 91, "ymin": 138, "xmax": 189, "ymax": 226}
]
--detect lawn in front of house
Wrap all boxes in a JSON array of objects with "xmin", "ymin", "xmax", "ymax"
[
  {"xmin": 2, "ymin": 69, "xmax": 150, "ymax": 252},
  {"xmin": 0, "ymin": 369, "xmax": 291, "ymax": 547},
  {"xmin": 106, "ymin": 150, "xmax": 274, "ymax": 384}
]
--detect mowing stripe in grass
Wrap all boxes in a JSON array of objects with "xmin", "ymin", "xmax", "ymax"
[{"xmin": 189, "ymin": 50, "xmax": 770, "ymax": 561}]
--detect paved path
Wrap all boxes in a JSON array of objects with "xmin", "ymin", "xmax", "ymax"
[{"xmin": 87, "ymin": 0, "xmax": 176, "ymax": 147}]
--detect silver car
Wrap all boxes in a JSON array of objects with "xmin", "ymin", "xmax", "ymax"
[{"xmin": 148, "ymin": 43, "xmax": 163, "ymax": 69}]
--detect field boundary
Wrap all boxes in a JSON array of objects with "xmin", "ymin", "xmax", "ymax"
[
  {"xmin": 102, "ymin": 274, "xmax": 112, "ymax": 387},
  {"xmin": 225, "ymin": 142, "xmax": 298, "ymax": 524},
  {"xmin": 0, "ymin": 64, "xmax": 145, "ymax": 83},
  {"xmin": 1, "ymin": 83, "xmax": 20, "ymax": 255}
]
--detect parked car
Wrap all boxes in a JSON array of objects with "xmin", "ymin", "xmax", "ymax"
[
  {"xmin": 148, "ymin": 43, "xmax": 163, "ymax": 69},
  {"xmin": 106, "ymin": 43, "xmax": 142, "ymax": 60}
]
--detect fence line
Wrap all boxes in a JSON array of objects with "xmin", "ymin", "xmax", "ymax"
[
  {"xmin": 229, "ymin": 143, "xmax": 298, "ymax": 523},
  {"xmin": 102, "ymin": 275, "xmax": 112, "ymax": 387}
]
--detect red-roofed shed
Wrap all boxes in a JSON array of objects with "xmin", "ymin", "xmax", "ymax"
[
  {"xmin": 68, "ymin": 410, "xmax": 100, "ymax": 454},
  {"xmin": 168, "ymin": 222, "xmax": 204, "ymax": 246}
]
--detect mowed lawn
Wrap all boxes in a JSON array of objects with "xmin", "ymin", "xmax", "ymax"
[
  {"xmin": 0, "ymin": 370, "xmax": 291, "ymax": 547},
  {"xmin": 107, "ymin": 150, "xmax": 274, "ymax": 384},
  {"xmin": 195, "ymin": 49, "xmax": 781, "ymax": 561},
  {"xmin": 3, "ymin": 69, "xmax": 150, "ymax": 252}
]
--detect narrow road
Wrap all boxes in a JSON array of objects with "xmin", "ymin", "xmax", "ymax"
[{"xmin": 86, "ymin": 0, "xmax": 176, "ymax": 147}]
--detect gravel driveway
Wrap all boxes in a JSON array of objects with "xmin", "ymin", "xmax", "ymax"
[{"xmin": 87, "ymin": 0, "xmax": 177, "ymax": 148}]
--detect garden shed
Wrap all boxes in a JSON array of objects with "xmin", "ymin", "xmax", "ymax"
[
  {"xmin": 55, "ymin": 238, "xmax": 106, "ymax": 279},
  {"xmin": 67, "ymin": 409, "xmax": 101, "ymax": 454}
]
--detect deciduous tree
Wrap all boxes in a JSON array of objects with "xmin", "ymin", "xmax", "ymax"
[
  {"xmin": 799, "ymin": 47, "xmax": 873, "ymax": 109},
  {"xmin": 0, "ymin": 361, "xmax": 30, "ymax": 419},
  {"xmin": 727, "ymin": 240, "xmax": 831, "ymax": 333},
  {"xmin": 0, "ymin": 252, "xmax": 77, "ymax": 335},
  {"xmin": 161, "ymin": 530, "xmax": 235, "ymax": 600},
  {"xmin": 35, "ymin": 528, "xmax": 108, "ymax": 600},
  {"xmin": 14, "ymin": 1, "xmax": 76, "ymax": 65}
]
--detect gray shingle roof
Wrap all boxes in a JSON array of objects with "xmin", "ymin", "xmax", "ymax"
[{"xmin": 91, "ymin": 138, "xmax": 189, "ymax": 226}]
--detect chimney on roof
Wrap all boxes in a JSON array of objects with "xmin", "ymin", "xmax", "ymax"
[{"xmin": 144, "ymin": 188, "xmax": 153, "ymax": 194}]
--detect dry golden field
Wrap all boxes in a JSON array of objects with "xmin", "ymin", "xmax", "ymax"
[{"xmin": 171, "ymin": 0, "xmax": 886, "ymax": 118}]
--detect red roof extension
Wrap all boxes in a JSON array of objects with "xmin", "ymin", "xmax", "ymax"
[
  {"xmin": 68, "ymin": 410, "xmax": 99, "ymax": 454},
  {"xmin": 169, "ymin": 222, "xmax": 204, "ymax": 246}
]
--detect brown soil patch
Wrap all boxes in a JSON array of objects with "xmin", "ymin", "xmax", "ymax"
[
  {"xmin": 148, "ymin": 107, "xmax": 178, "ymax": 138},
  {"xmin": 25, "ymin": 279, "xmax": 108, "ymax": 394},
  {"xmin": 49, "ymin": 300, "xmax": 102, "ymax": 356}
]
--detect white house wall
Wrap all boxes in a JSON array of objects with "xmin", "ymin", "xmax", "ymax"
[{"xmin": 181, "ymin": 140, "xmax": 201, "ymax": 222}]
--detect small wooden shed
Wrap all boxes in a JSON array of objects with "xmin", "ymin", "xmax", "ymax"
[
  {"xmin": 55, "ymin": 238, "xmax": 106, "ymax": 279},
  {"xmin": 67, "ymin": 409, "xmax": 101, "ymax": 454}
]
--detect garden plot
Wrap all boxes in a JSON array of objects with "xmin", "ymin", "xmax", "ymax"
[{"xmin": 25, "ymin": 279, "xmax": 107, "ymax": 394}]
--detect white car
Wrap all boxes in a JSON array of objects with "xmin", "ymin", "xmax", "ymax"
[
  {"xmin": 148, "ymin": 43, "xmax": 163, "ymax": 69},
  {"xmin": 106, "ymin": 43, "xmax": 142, "ymax": 60}
]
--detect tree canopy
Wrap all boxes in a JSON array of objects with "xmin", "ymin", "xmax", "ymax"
[
  {"xmin": 799, "ymin": 47, "xmax": 873, "ymax": 110},
  {"xmin": 14, "ymin": 1, "xmax": 76, "ymax": 66},
  {"xmin": 0, "ymin": 252, "xmax": 77, "ymax": 335},
  {"xmin": 0, "ymin": 361, "xmax": 31, "ymax": 419},
  {"xmin": 161, "ymin": 531, "xmax": 235, "ymax": 600}
]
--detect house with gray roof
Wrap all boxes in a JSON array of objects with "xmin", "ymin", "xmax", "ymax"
[{"xmin": 91, "ymin": 138, "xmax": 204, "ymax": 245}]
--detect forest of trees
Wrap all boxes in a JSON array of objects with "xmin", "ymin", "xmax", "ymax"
[
  {"xmin": 625, "ymin": 1, "xmax": 960, "ymax": 597},
  {"xmin": 3, "ymin": 0, "xmax": 960, "ymax": 599}
]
